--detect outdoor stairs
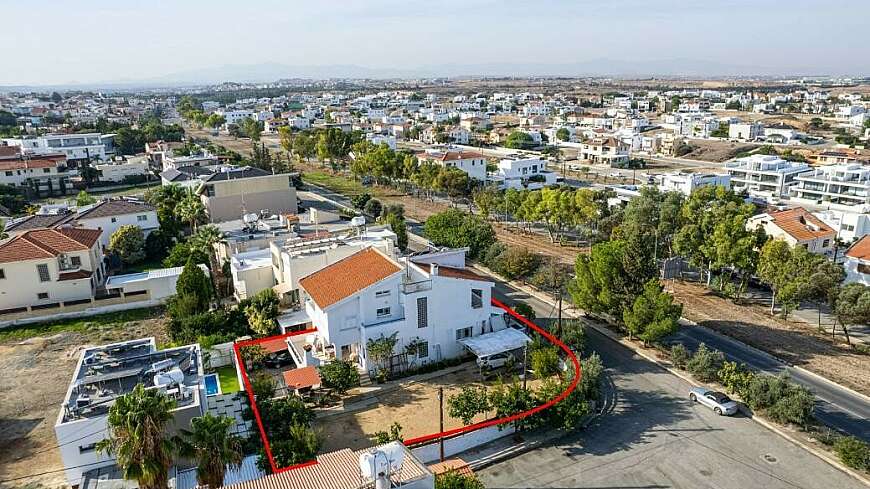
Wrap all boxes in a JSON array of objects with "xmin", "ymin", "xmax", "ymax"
[{"xmin": 358, "ymin": 368, "xmax": 372, "ymax": 388}]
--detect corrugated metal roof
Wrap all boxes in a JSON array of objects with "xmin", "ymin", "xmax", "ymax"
[{"xmin": 177, "ymin": 455, "xmax": 265, "ymax": 489}]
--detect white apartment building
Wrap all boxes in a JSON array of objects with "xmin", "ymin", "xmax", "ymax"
[
  {"xmin": 491, "ymin": 157, "xmax": 556, "ymax": 190},
  {"xmin": 725, "ymin": 154, "xmax": 810, "ymax": 199},
  {"xmin": 94, "ymin": 156, "xmax": 150, "ymax": 183},
  {"xmin": 216, "ymin": 109, "xmax": 255, "ymax": 125},
  {"xmin": 814, "ymin": 208, "xmax": 870, "ymax": 243},
  {"xmin": 790, "ymin": 163, "xmax": 870, "ymax": 207},
  {"xmin": 0, "ymin": 228, "xmax": 105, "ymax": 313},
  {"xmin": 294, "ymin": 248, "xmax": 509, "ymax": 375},
  {"xmin": 55, "ymin": 338, "xmax": 204, "ymax": 486},
  {"xmin": 729, "ymin": 122, "xmax": 764, "ymax": 141},
  {"xmin": 416, "ymin": 149, "xmax": 488, "ymax": 182},
  {"xmin": 656, "ymin": 172, "xmax": 731, "ymax": 196},
  {"xmin": 3, "ymin": 133, "xmax": 114, "ymax": 163}
]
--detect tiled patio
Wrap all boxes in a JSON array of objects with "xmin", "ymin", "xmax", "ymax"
[{"xmin": 206, "ymin": 392, "xmax": 253, "ymax": 438}]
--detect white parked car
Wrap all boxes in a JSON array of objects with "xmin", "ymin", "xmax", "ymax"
[{"xmin": 689, "ymin": 387, "xmax": 738, "ymax": 416}]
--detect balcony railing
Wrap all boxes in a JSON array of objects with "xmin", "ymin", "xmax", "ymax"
[{"xmin": 402, "ymin": 279, "xmax": 432, "ymax": 294}]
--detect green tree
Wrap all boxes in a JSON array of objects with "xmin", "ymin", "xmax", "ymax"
[
  {"xmin": 240, "ymin": 117, "xmax": 262, "ymax": 141},
  {"xmin": 363, "ymin": 198, "xmax": 383, "ymax": 217},
  {"xmin": 318, "ymin": 360, "xmax": 360, "ymax": 394},
  {"xmin": 385, "ymin": 213, "xmax": 408, "ymax": 251},
  {"xmin": 177, "ymin": 192, "xmax": 206, "ymax": 233},
  {"xmin": 622, "ymin": 279, "xmax": 683, "ymax": 344},
  {"xmin": 76, "ymin": 190, "xmax": 97, "ymax": 207},
  {"xmin": 447, "ymin": 386, "xmax": 490, "ymax": 425},
  {"xmin": 686, "ymin": 343, "xmax": 725, "ymax": 382},
  {"xmin": 245, "ymin": 289, "xmax": 280, "ymax": 337},
  {"xmin": 96, "ymin": 384, "xmax": 176, "ymax": 489},
  {"xmin": 833, "ymin": 283, "xmax": 870, "ymax": 346},
  {"xmin": 488, "ymin": 380, "xmax": 536, "ymax": 431},
  {"xmin": 173, "ymin": 259, "xmax": 212, "ymax": 316},
  {"xmin": 435, "ymin": 471, "xmax": 486, "ymax": 489},
  {"xmin": 266, "ymin": 424, "xmax": 320, "ymax": 470},
  {"xmin": 504, "ymin": 131, "xmax": 535, "ymax": 149},
  {"xmin": 205, "ymin": 114, "xmax": 226, "ymax": 130},
  {"xmin": 556, "ymin": 127, "xmax": 570, "ymax": 141},
  {"xmin": 176, "ymin": 414, "xmax": 244, "ymax": 489},
  {"xmin": 108, "ymin": 225, "xmax": 147, "ymax": 265},
  {"xmin": 145, "ymin": 184, "xmax": 187, "ymax": 237},
  {"xmin": 423, "ymin": 209, "xmax": 495, "ymax": 259},
  {"xmin": 513, "ymin": 301, "xmax": 536, "ymax": 321},
  {"xmin": 370, "ymin": 422, "xmax": 403, "ymax": 444},
  {"xmin": 530, "ymin": 345, "xmax": 560, "ymax": 378},
  {"xmin": 497, "ymin": 247, "xmax": 540, "ymax": 280}
]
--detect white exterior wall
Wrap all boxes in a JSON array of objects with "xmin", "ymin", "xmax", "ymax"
[
  {"xmin": 0, "ymin": 245, "xmax": 101, "ymax": 309},
  {"xmin": 844, "ymin": 257, "xmax": 870, "ymax": 285},
  {"xmin": 78, "ymin": 212, "xmax": 159, "ymax": 249},
  {"xmin": 95, "ymin": 161, "xmax": 149, "ymax": 182}
]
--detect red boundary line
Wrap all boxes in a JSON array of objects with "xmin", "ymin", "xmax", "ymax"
[{"xmin": 232, "ymin": 299, "xmax": 581, "ymax": 473}]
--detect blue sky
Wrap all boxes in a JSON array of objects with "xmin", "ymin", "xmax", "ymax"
[{"xmin": 1, "ymin": 0, "xmax": 867, "ymax": 85}]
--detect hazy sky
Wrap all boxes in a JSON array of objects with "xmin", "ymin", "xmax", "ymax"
[{"xmin": 2, "ymin": 0, "xmax": 868, "ymax": 85}]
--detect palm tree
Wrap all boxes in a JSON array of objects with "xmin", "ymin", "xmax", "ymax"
[
  {"xmin": 177, "ymin": 192, "xmax": 206, "ymax": 233},
  {"xmin": 176, "ymin": 414, "xmax": 244, "ymax": 489},
  {"xmin": 96, "ymin": 384, "xmax": 176, "ymax": 489}
]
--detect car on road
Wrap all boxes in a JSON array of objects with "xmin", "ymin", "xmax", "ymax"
[{"xmin": 689, "ymin": 387, "xmax": 738, "ymax": 416}]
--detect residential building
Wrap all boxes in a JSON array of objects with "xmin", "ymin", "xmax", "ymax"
[
  {"xmin": 790, "ymin": 164, "xmax": 870, "ymax": 207},
  {"xmin": 160, "ymin": 165, "xmax": 214, "ymax": 188},
  {"xmin": 3, "ymin": 133, "xmax": 114, "ymax": 165},
  {"xmin": 656, "ymin": 172, "xmax": 731, "ymax": 196},
  {"xmin": 746, "ymin": 207, "xmax": 836, "ymax": 255},
  {"xmin": 366, "ymin": 133, "xmax": 397, "ymax": 150},
  {"xmin": 814, "ymin": 208, "xmax": 870, "ymax": 243},
  {"xmin": 216, "ymin": 109, "xmax": 254, "ymax": 125},
  {"xmin": 55, "ymin": 338, "xmax": 204, "ymax": 486},
  {"xmin": 94, "ymin": 155, "xmax": 150, "ymax": 183},
  {"xmin": 416, "ymin": 149, "xmax": 487, "ymax": 182},
  {"xmin": 162, "ymin": 153, "xmax": 219, "ymax": 171},
  {"xmin": 725, "ymin": 154, "xmax": 810, "ymax": 199},
  {"xmin": 729, "ymin": 122, "xmax": 764, "ymax": 141},
  {"xmin": 0, "ymin": 153, "xmax": 72, "ymax": 197},
  {"xmin": 491, "ymin": 157, "xmax": 556, "ymax": 190},
  {"xmin": 0, "ymin": 228, "xmax": 105, "ymax": 313},
  {"xmin": 73, "ymin": 198, "xmax": 160, "ymax": 249},
  {"xmin": 294, "ymin": 247, "xmax": 503, "ymax": 374},
  {"xmin": 448, "ymin": 126, "xmax": 471, "ymax": 145},
  {"xmin": 197, "ymin": 166, "xmax": 297, "ymax": 223},
  {"xmin": 579, "ymin": 137, "xmax": 629, "ymax": 166},
  {"xmin": 844, "ymin": 236, "xmax": 870, "ymax": 285},
  {"xmin": 815, "ymin": 150, "xmax": 865, "ymax": 166}
]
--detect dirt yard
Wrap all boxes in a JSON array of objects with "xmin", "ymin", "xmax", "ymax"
[
  {"xmin": 671, "ymin": 281, "xmax": 870, "ymax": 396},
  {"xmin": 0, "ymin": 313, "xmax": 168, "ymax": 489},
  {"xmin": 315, "ymin": 365, "xmax": 545, "ymax": 453}
]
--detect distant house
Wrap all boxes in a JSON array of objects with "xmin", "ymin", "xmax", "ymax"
[
  {"xmin": 160, "ymin": 165, "xmax": 214, "ymax": 189},
  {"xmin": 0, "ymin": 153, "xmax": 72, "ymax": 197},
  {"xmin": 844, "ymin": 235, "xmax": 870, "ymax": 285},
  {"xmin": 579, "ymin": 137, "xmax": 629, "ymax": 166},
  {"xmin": 747, "ymin": 207, "xmax": 836, "ymax": 255},
  {"xmin": 73, "ymin": 199, "xmax": 160, "ymax": 249},
  {"xmin": 416, "ymin": 149, "xmax": 487, "ymax": 182},
  {"xmin": 94, "ymin": 155, "xmax": 150, "ymax": 183}
]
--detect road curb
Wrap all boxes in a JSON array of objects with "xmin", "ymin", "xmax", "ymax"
[
  {"xmin": 792, "ymin": 365, "xmax": 870, "ymax": 405},
  {"xmin": 473, "ymin": 269, "xmax": 870, "ymax": 485}
]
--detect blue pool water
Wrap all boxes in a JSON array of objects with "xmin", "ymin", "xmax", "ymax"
[{"xmin": 204, "ymin": 374, "xmax": 220, "ymax": 396}]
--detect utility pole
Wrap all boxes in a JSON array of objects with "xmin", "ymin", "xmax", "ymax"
[
  {"xmin": 438, "ymin": 387, "xmax": 445, "ymax": 462},
  {"xmin": 522, "ymin": 345, "xmax": 528, "ymax": 390}
]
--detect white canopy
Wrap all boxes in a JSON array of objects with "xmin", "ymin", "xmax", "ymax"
[{"xmin": 458, "ymin": 328, "xmax": 532, "ymax": 358}]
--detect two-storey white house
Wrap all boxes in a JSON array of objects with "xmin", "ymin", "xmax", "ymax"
[
  {"xmin": 416, "ymin": 149, "xmax": 488, "ymax": 182},
  {"xmin": 294, "ymin": 248, "xmax": 503, "ymax": 375},
  {"xmin": 725, "ymin": 154, "xmax": 811, "ymax": 200},
  {"xmin": 789, "ymin": 163, "xmax": 870, "ymax": 208},
  {"xmin": 490, "ymin": 157, "xmax": 557, "ymax": 190},
  {"xmin": 74, "ymin": 199, "xmax": 160, "ymax": 249},
  {"xmin": 0, "ymin": 228, "xmax": 105, "ymax": 313},
  {"xmin": 746, "ymin": 207, "xmax": 836, "ymax": 256}
]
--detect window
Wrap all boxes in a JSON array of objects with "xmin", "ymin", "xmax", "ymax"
[
  {"xmin": 375, "ymin": 289, "xmax": 391, "ymax": 298},
  {"xmin": 417, "ymin": 340, "xmax": 429, "ymax": 358},
  {"xmin": 471, "ymin": 289, "xmax": 483, "ymax": 309},
  {"xmin": 417, "ymin": 297, "xmax": 428, "ymax": 328},
  {"xmin": 0, "ymin": 269, "xmax": 4, "ymax": 279},
  {"xmin": 137, "ymin": 214, "xmax": 148, "ymax": 222},
  {"xmin": 37, "ymin": 264, "xmax": 50, "ymax": 282},
  {"xmin": 70, "ymin": 256, "xmax": 82, "ymax": 267},
  {"xmin": 43, "ymin": 168, "xmax": 51, "ymax": 173},
  {"xmin": 822, "ymin": 239, "xmax": 831, "ymax": 248},
  {"xmin": 79, "ymin": 443, "xmax": 96, "ymax": 454},
  {"xmin": 37, "ymin": 292, "xmax": 49, "ymax": 300},
  {"xmin": 858, "ymin": 263, "xmax": 870, "ymax": 275},
  {"xmin": 456, "ymin": 327, "xmax": 473, "ymax": 340},
  {"xmin": 4, "ymin": 171, "xmax": 11, "ymax": 176},
  {"xmin": 376, "ymin": 307, "xmax": 391, "ymax": 318}
]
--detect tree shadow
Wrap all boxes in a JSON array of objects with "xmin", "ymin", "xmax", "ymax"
[{"xmin": 0, "ymin": 417, "xmax": 47, "ymax": 480}]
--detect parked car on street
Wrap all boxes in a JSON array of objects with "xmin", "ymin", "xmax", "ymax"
[{"xmin": 689, "ymin": 387, "xmax": 738, "ymax": 416}]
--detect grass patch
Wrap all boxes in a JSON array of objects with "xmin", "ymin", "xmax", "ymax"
[
  {"xmin": 121, "ymin": 256, "xmax": 166, "ymax": 274},
  {"xmin": 303, "ymin": 171, "xmax": 381, "ymax": 197},
  {"xmin": 0, "ymin": 307, "xmax": 163, "ymax": 343},
  {"xmin": 216, "ymin": 364, "xmax": 241, "ymax": 393}
]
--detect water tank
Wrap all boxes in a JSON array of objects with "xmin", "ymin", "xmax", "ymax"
[
  {"xmin": 153, "ymin": 367, "xmax": 185, "ymax": 388},
  {"xmin": 350, "ymin": 216, "xmax": 366, "ymax": 227},
  {"xmin": 359, "ymin": 450, "xmax": 390, "ymax": 481}
]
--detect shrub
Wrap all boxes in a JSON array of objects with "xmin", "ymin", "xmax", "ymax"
[
  {"xmin": 743, "ymin": 373, "xmax": 815, "ymax": 427},
  {"xmin": 578, "ymin": 352, "xmax": 604, "ymax": 401},
  {"xmin": 481, "ymin": 242, "xmax": 507, "ymax": 270},
  {"xmin": 834, "ymin": 436, "xmax": 870, "ymax": 472},
  {"xmin": 250, "ymin": 372, "xmax": 276, "ymax": 400},
  {"xmin": 669, "ymin": 343, "xmax": 690, "ymax": 369},
  {"xmin": 530, "ymin": 345, "xmax": 560, "ymax": 378},
  {"xmin": 496, "ymin": 247, "xmax": 541, "ymax": 280},
  {"xmin": 686, "ymin": 343, "xmax": 725, "ymax": 382},
  {"xmin": 558, "ymin": 318, "xmax": 586, "ymax": 354},
  {"xmin": 363, "ymin": 198, "xmax": 382, "ymax": 217},
  {"xmin": 318, "ymin": 360, "xmax": 360, "ymax": 394},
  {"xmin": 350, "ymin": 192, "xmax": 371, "ymax": 209},
  {"xmin": 717, "ymin": 361, "xmax": 755, "ymax": 397}
]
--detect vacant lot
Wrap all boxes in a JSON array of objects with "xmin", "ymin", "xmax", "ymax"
[
  {"xmin": 672, "ymin": 280, "xmax": 870, "ymax": 396},
  {"xmin": 315, "ymin": 364, "xmax": 545, "ymax": 453},
  {"xmin": 0, "ymin": 310, "xmax": 167, "ymax": 488}
]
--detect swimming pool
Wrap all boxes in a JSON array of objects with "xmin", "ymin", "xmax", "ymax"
[{"xmin": 204, "ymin": 373, "xmax": 221, "ymax": 396}]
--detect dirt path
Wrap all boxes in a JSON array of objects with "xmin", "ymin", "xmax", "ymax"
[
  {"xmin": 0, "ymin": 317, "xmax": 167, "ymax": 489},
  {"xmin": 672, "ymin": 281, "xmax": 870, "ymax": 396}
]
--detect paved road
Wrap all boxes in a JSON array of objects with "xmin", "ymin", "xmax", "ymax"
[
  {"xmin": 299, "ymin": 183, "xmax": 870, "ymax": 443},
  {"xmin": 481, "ymin": 283, "xmax": 866, "ymax": 489},
  {"xmin": 666, "ymin": 325, "xmax": 870, "ymax": 442}
]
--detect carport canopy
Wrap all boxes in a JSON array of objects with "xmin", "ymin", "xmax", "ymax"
[{"xmin": 458, "ymin": 328, "xmax": 532, "ymax": 358}]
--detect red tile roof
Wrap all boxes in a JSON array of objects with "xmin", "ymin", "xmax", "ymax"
[
  {"xmin": 766, "ymin": 208, "xmax": 835, "ymax": 242},
  {"xmin": 846, "ymin": 235, "xmax": 870, "ymax": 262},
  {"xmin": 58, "ymin": 269, "xmax": 93, "ymax": 281},
  {"xmin": 299, "ymin": 248, "xmax": 401, "ymax": 309},
  {"xmin": 282, "ymin": 366, "xmax": 321, "ymax": 390},
  {"xmin": 0, "ymin": 228, "xmax": 101, "ymax": 263},
  {"xmin": 428, "ymin": 458, "xmax": 472, "ymax": 476},
  {"xmin": 417, "ymin": 151, "xmax": 485, "ymax": 162},
  {"xmin": 0, "ymin": 155, "xmax": 65, "ymax": 171},
  {"xmin": 260, "ymin": 337, "xmax": 289, "ymax": 354}
]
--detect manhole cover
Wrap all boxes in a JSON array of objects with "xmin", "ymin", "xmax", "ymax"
[{"xmin": 762, "ymin": 454, "xmax": 778, "ymax": 464}]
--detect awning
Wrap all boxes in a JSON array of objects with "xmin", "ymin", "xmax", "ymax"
[
  {"xmin": 282, "ymin": 366, "xmax": 321, "ymax": 390},
  {"xmin": 272, "ymin": 281, "xmax": 295, "ymax": 295},
  {"xmin": 458, "ymin": 328, "xmax": 531, "ymax": 358}
]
